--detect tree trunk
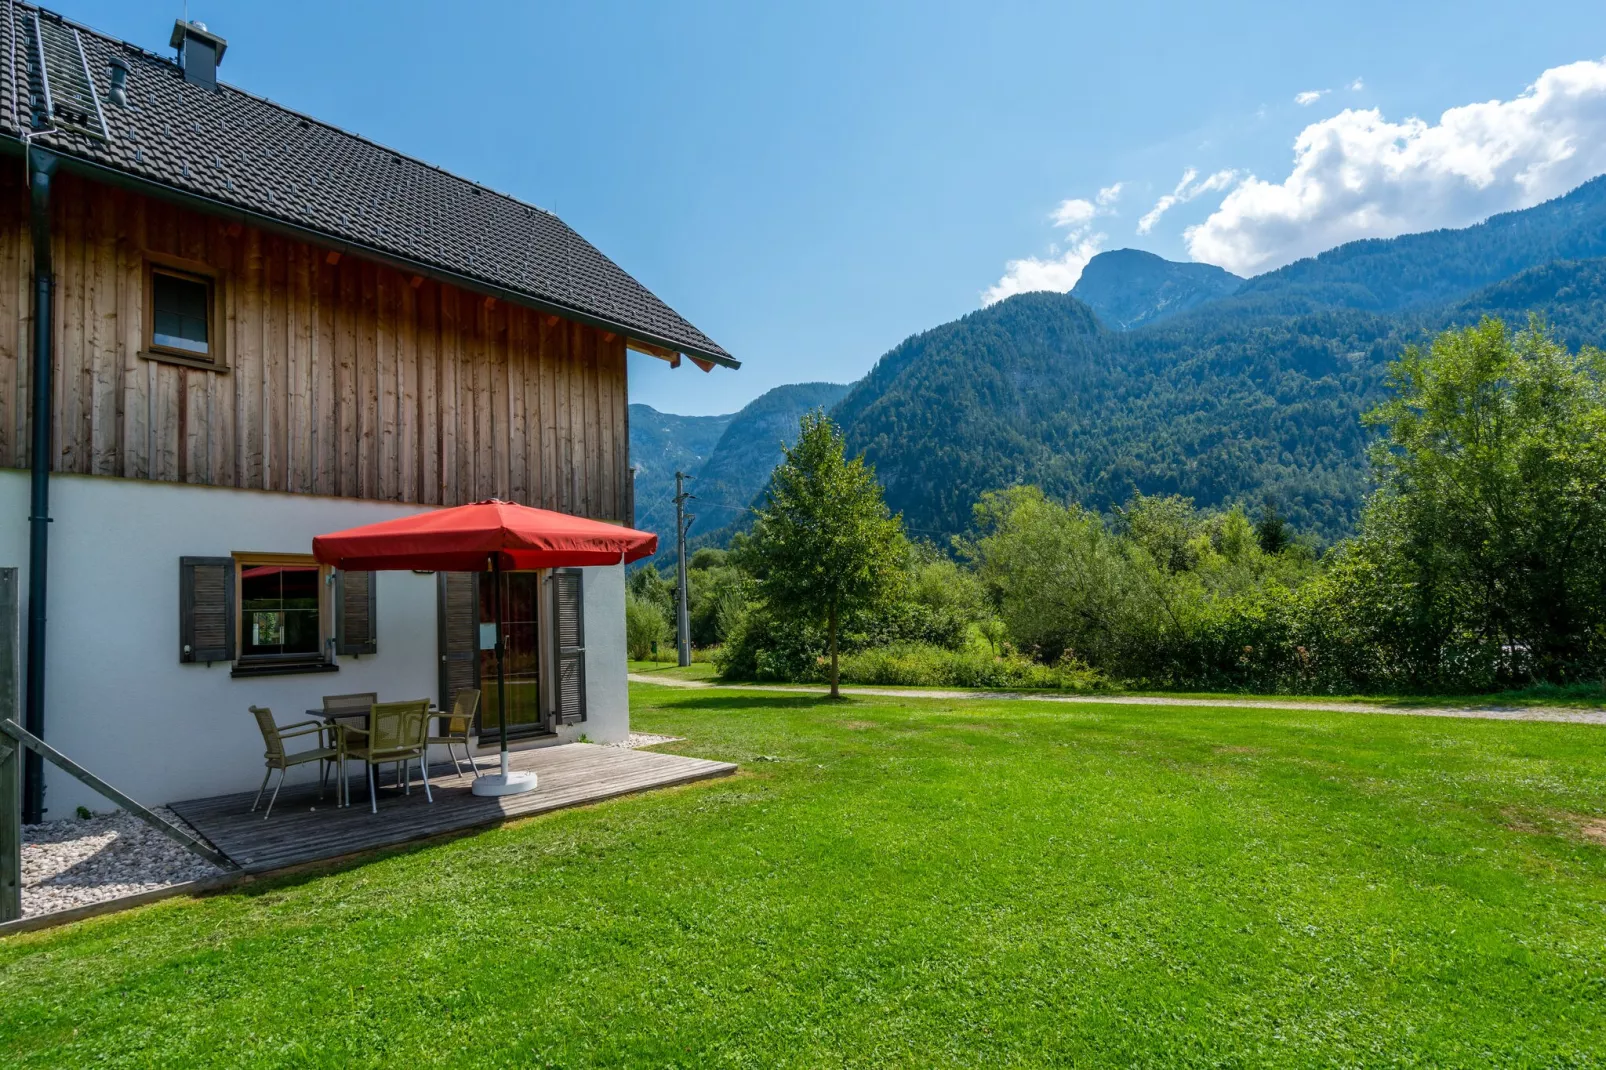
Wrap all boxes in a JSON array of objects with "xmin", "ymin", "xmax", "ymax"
[{"xmin": 828, "ymin": 600, "xmax": 840, "ymax": 700}]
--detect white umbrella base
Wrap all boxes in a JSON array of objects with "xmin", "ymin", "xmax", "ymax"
[{"xmin": 471, "ymin": 770, "xmax": 538, "ymax": 797}]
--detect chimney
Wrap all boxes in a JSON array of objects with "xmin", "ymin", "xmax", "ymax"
[{"xmin": 169, "ymin": 20, "xmax": 228, "ymax": 90}]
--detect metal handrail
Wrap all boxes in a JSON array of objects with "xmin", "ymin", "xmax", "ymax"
[{"xmin": 0, "ymin": 720, "xmax": 236, "ymax": 873}]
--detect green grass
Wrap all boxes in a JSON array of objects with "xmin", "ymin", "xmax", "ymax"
[
  {"xmin": 626, "ymin": 658, "xmax": 719, "ymax": 682},
  {"xmin": 6, "ymin": 685, "xmax": 1606, "ymax": 1066},
  {"xmin": 638, "ymin": 662, "xmax": 1606, "ymax": 711}
]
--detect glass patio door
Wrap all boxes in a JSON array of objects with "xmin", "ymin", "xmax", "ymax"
[{"xmin": 479, "ymin": 571, "xmax": 544, "ymax": 737}]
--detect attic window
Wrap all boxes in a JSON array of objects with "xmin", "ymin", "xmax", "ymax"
[{"xmin": 144, "ymin": 262, "xmax": 225, "ymax": 370}]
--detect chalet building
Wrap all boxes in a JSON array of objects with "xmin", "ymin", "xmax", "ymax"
[{"xmin": 0, "ymin": 5, "xmax": 735, "ymax": 818}]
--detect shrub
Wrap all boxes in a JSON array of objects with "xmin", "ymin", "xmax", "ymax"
[
  {"xmin": 836, "ymin": 643, "xmax": 1110, "ymax": 691},
  {"xmin": 715, "ymin": 604, "xmax": 825, "ymax": 682},
  {"xmin": 625, "ymin": 591, "xmax": 671, "ymax": 661}
]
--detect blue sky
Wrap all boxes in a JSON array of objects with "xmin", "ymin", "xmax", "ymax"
[{"xmin": 65, "ymin": 1, "xmax": 1606, "ymax": 415}]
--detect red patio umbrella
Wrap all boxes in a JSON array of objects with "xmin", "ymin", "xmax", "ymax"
[{"xmin": 313, "ymin": 500, "xmax": 658, "ymax": 796}]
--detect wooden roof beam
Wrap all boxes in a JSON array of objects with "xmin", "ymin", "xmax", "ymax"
[{"xmin": 627, "ymin": 338, "xmax": 682, "ymax": 368}]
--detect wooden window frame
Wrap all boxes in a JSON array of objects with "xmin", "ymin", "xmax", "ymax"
[
  {"xmin": 230, "ymin": 552, "xmax": 335, "ymax": 678},
  {"xmin": 141, "ymin": 254, "xmax": 228, "ymax": 373}
]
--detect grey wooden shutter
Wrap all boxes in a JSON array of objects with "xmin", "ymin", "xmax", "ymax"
[
  {"xmin": 437, "ymin": 572, "xmax": 480, "ymax": 717},
  {"xmin": 552, "ymin": 570, "xmax": 587, "ymax": 724},
  {"xmin": 179, "ymin": 557, "xmax": 235, "ymax": 663},
  {"xmin": 335, "ymin": 570, "xmax": 378, "ymax": 655}
]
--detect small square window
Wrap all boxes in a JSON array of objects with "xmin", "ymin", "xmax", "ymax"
[
  {"xmin": 148, "ymin": 267, "xmax": 214, "ymax": 360},
  {"xmin": 237, "ymin": 557, "xmax": 327, "ymax": 666}
]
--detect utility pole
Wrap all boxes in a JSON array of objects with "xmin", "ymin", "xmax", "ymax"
[{"xmin": 673, "ymin": 472, "xmax": 694, "ymax": 667}]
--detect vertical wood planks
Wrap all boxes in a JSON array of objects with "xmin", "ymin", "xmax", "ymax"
[
  {"xmin": 0, "ymin": 173, "xmax": 26, "ymax": 470},
  {"xmin": 0, "ymin": 175, "xmax": 634, "ymax": 522}
]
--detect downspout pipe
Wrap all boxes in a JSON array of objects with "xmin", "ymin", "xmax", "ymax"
[{"xmin": 23, "ymin": 149, "xmax": 56, "ymax": 824}]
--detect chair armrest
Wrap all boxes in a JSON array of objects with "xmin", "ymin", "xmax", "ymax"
[{"xmin": 277, "ymin": 721, "xmax": 327, "ymax": 739}]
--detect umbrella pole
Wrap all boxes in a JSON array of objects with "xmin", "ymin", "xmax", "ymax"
[
  {"xmin": 471, "ymin": 553, "xmax": 537, "ymax": 796},
  {"xmin": 494, "ymin": 554, "xmax": 509, "ymax": 778}
]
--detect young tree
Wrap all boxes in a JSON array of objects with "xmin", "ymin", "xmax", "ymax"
[
  {"xmin": 1255, "ymin": 503, "xmax": 1291, "ymax": 556},
  {"xmin": 748, "ymin": 411, "xmax": 905, "ymax": 698},
  {"xmin": 1354, "ymin": 317, "xmax": 1606, "ymax": 684}
]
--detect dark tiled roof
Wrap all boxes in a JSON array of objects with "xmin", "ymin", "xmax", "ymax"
[{"xmin": 0, "ymin": 2, "xmax": 735, "ymax": 366}]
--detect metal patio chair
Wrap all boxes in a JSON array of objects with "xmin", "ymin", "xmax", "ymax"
[
  {"xmin": 322, "ymin": 691, "xmax": 377, "ymax": 738},
  {"xmin": 343, "ymin": 699, "xmax": 433, "ymax": 813},
  {"xmin": 425, "ymin": 688, "xmax": 481, "ymax": 780},
  {"xmin": 249, "ymin": 705, "xmax": 346, "ymax": 818}
]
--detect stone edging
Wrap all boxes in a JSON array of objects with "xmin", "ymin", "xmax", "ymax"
[{"xmin": 0, "ymin": 872, "xmax": 248, "ymax": 937}]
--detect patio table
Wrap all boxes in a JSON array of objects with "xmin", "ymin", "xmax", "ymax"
[{"xmin": 308, "ymin": 706, "xmax": 443, "ymax": 729}]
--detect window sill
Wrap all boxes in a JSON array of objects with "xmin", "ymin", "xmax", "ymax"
[
  {"xmin": 140, "ymin": 349, "xmax": 228, "ymax": 373},
  {"xmin": 230, "ymin": 662, "xmax": 339, "ymax": 679}
]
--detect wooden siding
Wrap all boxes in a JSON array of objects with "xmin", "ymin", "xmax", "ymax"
[{"xmin": 0, "ymin": 170, "xmax": 633, "ymax": 520}]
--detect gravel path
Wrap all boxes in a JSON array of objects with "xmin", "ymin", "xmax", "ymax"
[
  {"xmin": 22, "ymin": 809, "xmax": 224, "ymax": 919},
  {"xmin": 627, "ymin": 674, "xmax": 1606, "ymax": 726}
]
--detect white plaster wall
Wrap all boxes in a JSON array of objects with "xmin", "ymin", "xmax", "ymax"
[
  {"xmin": 0, "ymin": 471, "xmax": 637, "ymax": 814},
  {"xmin": 0, "ymin": 471, "xmax": 437, "ymax": 815},
  {"xmin": 568, "ymin": 562, "xmax": 627, "ymax": 744}
]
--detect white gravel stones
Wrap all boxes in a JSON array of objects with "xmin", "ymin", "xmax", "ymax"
[
  {"xmin": 21, "ymin": 808, "xmax": 224, "ymax": 919},
  {"xmin": 600, "ymin": 732, "xmax": 683, "ymax": 750}
]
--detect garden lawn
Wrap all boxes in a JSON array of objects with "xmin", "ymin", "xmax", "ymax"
[
  {"xmin": 5, "ymin": 685, "xmax": 1606, "ymax": 1067},
  {"xmin": 626, "ymin": 658, "xmax": 719, "ymax": 683}
]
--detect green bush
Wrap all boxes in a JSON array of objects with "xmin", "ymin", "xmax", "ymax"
[
  {"xmin": 625, "ymin": 591, "xmax": 671, "ymax": 661},
  {"xmin": 837, "ymin": 643, "xmax": 1110, "ymax": 691}
]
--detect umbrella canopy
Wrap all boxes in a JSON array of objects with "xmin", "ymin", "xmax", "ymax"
[{"xmin": 312, "ymin": 499, "xmax": 658, "ymax": 572}]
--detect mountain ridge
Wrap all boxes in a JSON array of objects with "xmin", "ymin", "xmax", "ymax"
[
  {"xmin": 630, "ymin": 175, "xmax": 1606, "ymax": 551},
  {"xmin": 1071, "ymin": 248, "xmax": 1243, "ymax": 329}
]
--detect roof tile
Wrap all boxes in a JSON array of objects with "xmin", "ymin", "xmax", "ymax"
[{"xmin": 0, "ymin": 2, "xmax": 733, "ymax": 364}]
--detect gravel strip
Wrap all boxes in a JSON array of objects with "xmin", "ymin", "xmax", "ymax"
[
  {"xmin": 599, "ymin": 732, "xmax": 684, "ymax": 749},
  {"xmin": 22, "ymin": 808, "xmax": 225, "ymax": 919}
]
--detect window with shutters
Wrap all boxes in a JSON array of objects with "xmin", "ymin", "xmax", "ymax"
[{"xmin": 212, "ymin": 552, "xmax": 338, "ymax": 676}]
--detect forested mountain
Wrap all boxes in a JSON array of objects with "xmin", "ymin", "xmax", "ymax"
[
  {"xmin": 1453, "ymin": 258, "xmax": 1606, "ymax": 348},
  {"xmin": 633, "ymin": 177, "xmax": 1606, "ymax": 553},
  {"xmin": 629, "ymin": 382, "xmax": 851, "ymax": 562},
  {"xmin": 1071, "ymin": 248, "xmax": 1242, "ymax": 329},
  {"xmin": 832, "ymin": 253, "xmax": 1606, "ymax": 543},
  {"xmin": 629, "ymin": 405, "xmax": 732, "ymax": 548},
  {"xmin": 688, "ymin": 381, "xmax": 852, "ymax": 537},
  {"xmin": 831, "ymin": 293, "xmax": 1403, "ymax": 541}
]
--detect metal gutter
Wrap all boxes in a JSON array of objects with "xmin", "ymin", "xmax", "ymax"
[{"xmin": 0, "ymin": 135, "xmax": 740, "ymax": 369}]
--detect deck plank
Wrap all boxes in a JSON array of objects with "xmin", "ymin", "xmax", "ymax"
[{"xmin": 169, "ymin": 744, "xmax": 737, "ymax": 873}]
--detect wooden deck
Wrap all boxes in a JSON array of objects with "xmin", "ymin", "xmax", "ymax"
[{"xmin": 169, "ymin": 744, "xmax": 737, "ymax": 874}]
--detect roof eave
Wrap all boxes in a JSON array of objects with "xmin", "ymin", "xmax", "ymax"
[{"xmin": 0, "ymin": 136, "xmax": 740, "ymax": 369}]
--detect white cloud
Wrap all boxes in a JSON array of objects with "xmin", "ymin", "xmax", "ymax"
[
  {"xmin": 1295, "ymin": 89, "xmax": 1330, "ymax": 106},
  {"xmin": 984, "ymin": 183, "xmax": 1124, "ymax": 304},
  {"xmin": 1348, "ymin": 78, "xmax": 1365, "ymax": 92},
  {"xmin": 1186, "ymin": 57, "xmax": 1606, "ymax": 276},
  {"xmin": 1136, "ymin": 168, "xmax": 1238, "ymax": 235},
  {"xmin": 1050, "ymin": 197, "xmax": 1096, "ymax": 228}
]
